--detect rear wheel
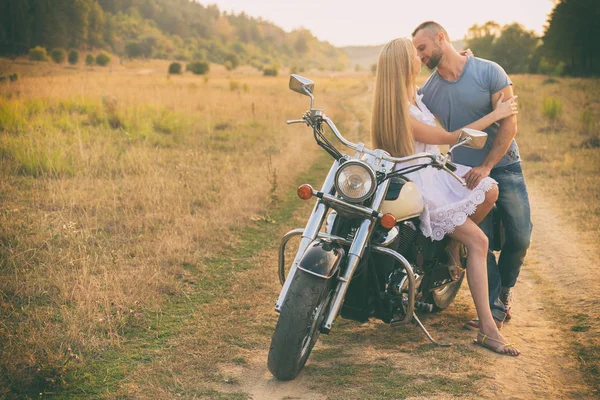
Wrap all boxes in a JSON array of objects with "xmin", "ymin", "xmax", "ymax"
[
  {"xmin": 423, "ymin": 245, "xmax": 467, "ymax": 311},
  {"xmin": 268, "ymin": 271, "xmax": 332, "ymax": 381}
]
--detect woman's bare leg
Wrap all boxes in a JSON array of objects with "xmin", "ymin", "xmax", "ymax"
[
  {"xmin": 449, "ymin": 218, "xmax": 519, "ymax": 356},
  {"xmin": 448, "ymin": 184, "xmax": 499, "ymax": 279},
  {"xmin": 470, "ymin": 184, "xmax": 499, "ymax": 224}
]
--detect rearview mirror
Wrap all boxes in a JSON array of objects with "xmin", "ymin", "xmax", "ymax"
[
  {"xmin": 459, "ymin": 128, "xmax": 488, "ymax": 149},
  {"xmin": 289, "ymin": 74, "xmax": 315, "ymax": 96}
]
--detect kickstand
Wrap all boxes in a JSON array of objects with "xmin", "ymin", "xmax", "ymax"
[{"xmin": 412, "ymin": 312, "xmax": 452, "ymax": 347}]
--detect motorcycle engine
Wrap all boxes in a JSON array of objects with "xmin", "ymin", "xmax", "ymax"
[{"xmin": 396, "ymin": 220, "xmax": 418, "ymax": 255}]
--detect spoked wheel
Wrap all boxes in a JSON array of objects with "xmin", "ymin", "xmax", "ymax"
[{"xmin": 268, "ymin": 271, "xmax": 332, "ymax": 381}]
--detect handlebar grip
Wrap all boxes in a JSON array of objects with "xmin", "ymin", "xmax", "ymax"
[{"xmin": 445, "ymin": 161, "xmax": 457, "ymax": 172}]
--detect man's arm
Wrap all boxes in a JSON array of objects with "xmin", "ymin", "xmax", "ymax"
[{"xmin": 463, "ymin": 85, "xmax": 517, "ymax": 189}]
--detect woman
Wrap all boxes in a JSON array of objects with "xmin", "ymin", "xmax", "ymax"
[{"xmin": 371, "ymin": 38, "xmax": 519, "ymax": 356}]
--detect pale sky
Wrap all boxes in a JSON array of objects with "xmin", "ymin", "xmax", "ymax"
[{"xmin": 207, "ymin": 0, "xmax": 555, "ymax": 46}]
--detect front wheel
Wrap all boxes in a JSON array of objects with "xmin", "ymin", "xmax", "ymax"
[{"xmin": 268, "ymin": 271, "xmax": 332, "ymax": 381}]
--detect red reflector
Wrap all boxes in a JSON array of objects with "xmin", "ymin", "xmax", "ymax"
[
  {"xmin": 297, "ymin": 184, "xmax": 313, "ymax": 200},
  {"xmin": 380, "ymin": 213, "xmax": 396, "ymax": 230}
]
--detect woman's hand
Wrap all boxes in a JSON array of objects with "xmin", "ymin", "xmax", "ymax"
[{"xmin": 493, "ymin": 92, "xmax": 518, "ymax": 120}]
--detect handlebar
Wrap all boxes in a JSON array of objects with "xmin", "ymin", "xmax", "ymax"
[{"xmin": 320, "ymin": 115, "xmax": 466, "ymax": 186}]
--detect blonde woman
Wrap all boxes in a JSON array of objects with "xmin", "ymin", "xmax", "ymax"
[{"xmin": 371, "ymin": 38, "xmax": 519, "ymax": 356}]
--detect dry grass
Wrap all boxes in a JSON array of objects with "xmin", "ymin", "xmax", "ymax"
[
  {"xmin": 0, "ymin": 58, "xmax": 370, "ymax": 397},
  {"xmin": 1, "ymin": 57, "xmax": 598, "ymax": 398},
  {"xmin": 510, "ymin": 75, "xmax": 600, "ymax": 242}
]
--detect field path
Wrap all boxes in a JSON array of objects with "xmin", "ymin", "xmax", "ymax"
[
  {"xmin": 212, "ymin": 183, "xmax": 597, "ymax": 399},
  {"xmin": 476, "ymin": 183, "xmax": 596, "ymax": 398}
]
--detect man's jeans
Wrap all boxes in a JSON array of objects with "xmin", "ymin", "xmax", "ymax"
[{"xmin": 480, "ymin": 162, "xmax": 533, "ymax": 321}]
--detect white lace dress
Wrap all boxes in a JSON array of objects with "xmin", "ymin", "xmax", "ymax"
[{"xmin": 402, "ymin": 94, "xmax": 496, "ymax": 241}]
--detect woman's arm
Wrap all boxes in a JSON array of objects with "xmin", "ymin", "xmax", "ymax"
[{"xmin": 410, "ymin": 93, "xmax": 518, "ymax": 145}]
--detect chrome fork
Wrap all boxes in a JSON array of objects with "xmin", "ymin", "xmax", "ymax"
[{"xmin": 275, "ymin": 160, "xmax": 339, "ymax": 312}]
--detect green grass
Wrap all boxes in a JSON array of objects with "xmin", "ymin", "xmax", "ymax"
[{"xmin": 0, "ymin": 96, "xmax": 194, "ymax": 177}]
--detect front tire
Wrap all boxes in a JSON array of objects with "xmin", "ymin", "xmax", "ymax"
[{"xmin": 268, "ymin": 271, "xmax": 331, "ymax": 380}]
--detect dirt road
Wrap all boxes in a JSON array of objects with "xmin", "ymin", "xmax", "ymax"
[{"xmin": 212, "ymin": 182, "xmax": 598, "ymax": 399}]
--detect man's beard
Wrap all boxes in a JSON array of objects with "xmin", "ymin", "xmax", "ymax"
[{"xmin": 425, "ymin": 46, "xmax": 443, "ymax": 69}]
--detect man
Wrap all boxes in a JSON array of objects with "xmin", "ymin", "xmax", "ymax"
[{"xmin": 411, "ymin": 21, "xmax": 532, "ymax": 327}]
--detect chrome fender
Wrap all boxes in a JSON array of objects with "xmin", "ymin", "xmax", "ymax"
[{"xmin": 298, "ymin": 239, "xmax": 345, "ymax": 279}]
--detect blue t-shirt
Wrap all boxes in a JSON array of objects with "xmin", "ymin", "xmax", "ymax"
[{"xmin": 418, "ymin": 57, "xmax": 520, "ymax": 168}]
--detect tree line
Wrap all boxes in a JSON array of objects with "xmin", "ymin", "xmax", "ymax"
[
  {"xmin": 465, "ymin": 0, "xmax": 599, "ymax": 77},
  {"xmin": 0, "ymin": 0, "xmax": 348, "ymax": 71}
]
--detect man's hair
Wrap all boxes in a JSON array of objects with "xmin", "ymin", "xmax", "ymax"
[{"xmin": 412, "ymin": 21, "xmax": 450, "ymax": 42}]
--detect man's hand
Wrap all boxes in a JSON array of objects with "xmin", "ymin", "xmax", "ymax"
[{"xmin": 463, "ymin": 165, "xmax": 491, "ymax": 189}]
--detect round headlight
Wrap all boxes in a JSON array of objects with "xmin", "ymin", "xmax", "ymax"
[{"xmin": 334, "ymin": 160, "xmax": 377, "ymax": 203}]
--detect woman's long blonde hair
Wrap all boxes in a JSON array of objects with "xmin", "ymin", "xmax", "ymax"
[{"xmin": 371, "ymin": 38, "xmax": 418, "ymax": 157}]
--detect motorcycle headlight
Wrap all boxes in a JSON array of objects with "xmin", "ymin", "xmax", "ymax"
[{"xmin": 334, "ymin": 160, "xmax": 377, "ymax": 203}]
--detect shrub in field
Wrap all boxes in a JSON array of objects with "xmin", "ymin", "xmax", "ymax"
[
  {"xmin": 168, "ymin": 62, "xmax": 182, "ymax": 74},
  {"xmin": 263, "ymin": 65, "xmax": 278, "ymax": 77},
  {"xmin": 68, "ymin": 50, "xmax": 79, "ymax": 65},
  {"xmin": 542, "ymin": 97, "xmax": 563, "ymax": 127},
  {"xmin": 579, "ymin": 109, "xmax": 596, "ymax": 135},
  {"xmin": 95, "ymin": 53, "xmax": 111, "ymax": 66},
  {"xmin": 229, "ymin": 80, "xmax": 240, "ymax": 91},
  {"xmin": 28, "ymin": 46, "xmax": 49, "ymax": 62},
  {"xmin": 50, "ymin": 48, "xmax": 67, "ymax": 64},
  {"xmin": 224, "ymin": 60, "xmax": 234, "ymax": 71},
  {"xmin": 9, "ymin": 73, "xmax": 19, "ymax": 82},
  {"xmin": 187, "ymin": 60, "xmax": 209, "ymax": 75},
  {"xmin": 125, "ymin": 41, "xmax": 143, "ymax": 58},
  {"xmin": 85, "ymin": 54, "xmax": 94, "ymax": 66},
  {"xmin": 224, "ymin": 52, "xmax": 240, "ymax": 69}
]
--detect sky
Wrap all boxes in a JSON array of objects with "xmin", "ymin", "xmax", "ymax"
[{"xmin": 206, "ymin": 0, "xmax": 556, "ymax": 47}]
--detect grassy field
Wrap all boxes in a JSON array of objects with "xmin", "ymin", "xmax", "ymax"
[
  {"xmin": 0, "ymin": 59, "xmax": 369, "ymax": 397},
  {"xmin": 0, "ymin": 59, "xmax": 598, "ymax": 398}
]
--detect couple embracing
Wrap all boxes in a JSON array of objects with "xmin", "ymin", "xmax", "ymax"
[{"xmin": 371, "ymin": 21, "xmax": 532, "ymax": 356}]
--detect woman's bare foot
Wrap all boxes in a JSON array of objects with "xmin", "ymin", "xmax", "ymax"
[
  {"xmin": 475, "ymin": 330, "xmax": 520, "ymax": 356},
  {"xmin": 446, "ymin": 240, "xmax": 463, "ymax": 280}
]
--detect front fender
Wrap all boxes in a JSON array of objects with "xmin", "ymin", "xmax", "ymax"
[{"xmin": 298, "ymin": 239, "xmax": 345, "ymax": 279}]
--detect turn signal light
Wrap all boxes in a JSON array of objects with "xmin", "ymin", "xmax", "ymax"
[
  {"xmin": 297, "ymin": 184, "xmax": 314, "ymax": 200},
  {"xmin": 380, "ymin": 213, "xmax": 396, "ymax": 230}
]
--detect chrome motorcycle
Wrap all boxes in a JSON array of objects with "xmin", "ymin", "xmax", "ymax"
[{"xmin": 268, "ymin": 75, "xmax": 488, "ymax": 381}]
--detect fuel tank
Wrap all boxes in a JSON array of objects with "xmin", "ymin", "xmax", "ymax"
[{"xmin": 380, "ymin": 178, "xmax": 424, "ymax": 221}]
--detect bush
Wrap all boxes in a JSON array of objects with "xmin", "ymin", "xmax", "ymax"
[
  {"xmin": 125, "ymin": 41, "xmax": 143, "ymax": 58},
  {"xmin": 229, "ymin": 80, "xmax": 240, "ymax": 91},
  {"xmin": 224, "ymin": 60, "xmax": 234, "ymax": 71},
  {"xmin": 370, "ymin": 63, "xmax": 377, "ymax": 76},
  {"xmin": 542, "ymin": 97, "xmax": 563, "ymax": 126},
  {"xmin": 95, "ymin": 52, "xmax": 111, "ymax": 66},
  {"xmin": 224, "ymin": 52, "xmax": 240, "ymax": 69},
  {"xmin": 263, "ymin": 65, "xmax": 278, "ymax": 77},
  {"xmin": 187, "ymin": 61, "xmax": 209, "ymax": 75},
  {"xmin": 85, "ymin": 54, "xmax": 94, "ymax": 66},
  {"xmin": 168, "ymin": 62, "xmax": 182, "ymax": 74},
  {"xmin": 28, "ymin": 46, "xmax": 49, "ymax": 62},
  {"xmin": 68, "ymin": 50, "xmax": 79, "ymax": 65},
  {"xmin": 50, "ymin": 48, "xmax": 67, "ymax": 64},
  {"xmin": 9, "ymin": 73, "xmax": 19, "ymax": 82}
]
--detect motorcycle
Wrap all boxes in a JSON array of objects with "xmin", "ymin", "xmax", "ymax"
[{"xmin": 268, "ymin": 75, "xmax": 489, "ymax": 381}]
